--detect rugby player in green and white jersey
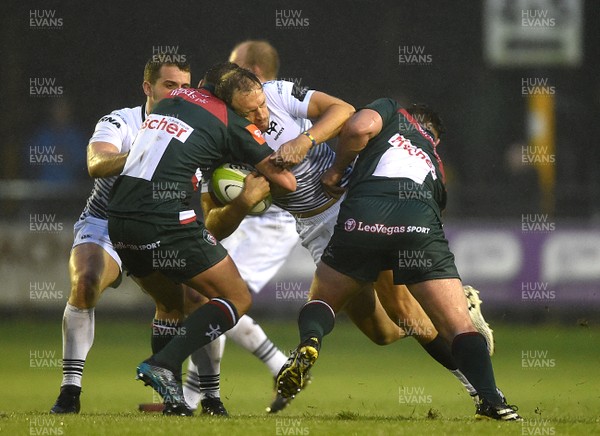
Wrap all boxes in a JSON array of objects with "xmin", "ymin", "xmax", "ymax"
[
  {"xmin": 179, "ymin": 43, "xmax": 301, "ymax": 415},
  {"xmin": 50, "ymin": 59, "xmax": 192, "ymax": 415},
  {"xmin": 192, "ymin": 41, "xmax": 497, "ymax": 415},
  {"xmin": 276, "ymin": 99, "xmax": 521, "ymax": 421},
  {"xmin": 107, "ymin": 67, "xmax": 296, "ymax": 415}
]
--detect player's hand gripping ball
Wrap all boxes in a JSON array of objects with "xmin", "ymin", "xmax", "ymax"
[{"xmin": 211, "ymin": 163, "xmax": 272, "ymax": 216}]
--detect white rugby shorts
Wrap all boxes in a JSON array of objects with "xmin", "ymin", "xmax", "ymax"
[
  {"xmin": 221, "ymin": 206, "xmax": 299, "ymax": 293},
  {"xmin": 295, "ymin": 199, "xmax": 342, "ymax": 265},
  {"xmin": 72, "ymin": 215, "xmax": 122, "ymax": 270}
]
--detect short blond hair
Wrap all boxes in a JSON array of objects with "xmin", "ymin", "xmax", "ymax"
[{"xmin": 230, "ymin": 40, "xmax": 279, "ymax": 81}]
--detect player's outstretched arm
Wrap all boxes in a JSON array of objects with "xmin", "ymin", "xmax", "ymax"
[
  {"xmin": 321, "ymin": 108, "xmax": 382, "ymax": 198},
  {"xmin": 87, "ymin": 141, "xmax": 129, "ymax": 178},
  {"xmin": 306, "ymin": 91, "xmax": 355, "ymax": 143},
  {"xmin": 332, "ymin": 108, "xmax": 382, "ymax": 172},
  {"xmin": 271, "ymin": 92, "xmax": 355, "ymax": 168}
]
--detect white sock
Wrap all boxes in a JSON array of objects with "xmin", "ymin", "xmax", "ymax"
[
  {"xmin": 61, "ymin": 303, "xmax": 95, "ymax": 387},
  {"xmin": 226, "ymin": 315, "xmax": 287, "ymax": 376},
  {"xmin": 450, "ymin": 368, "xmax": 477, "ymax": 396},
  {"xmin": 184, "ymin": 335, "xmax": 226, "ymax": 408}
]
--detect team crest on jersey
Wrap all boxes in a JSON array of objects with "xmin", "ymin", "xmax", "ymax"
[
  {"xmin": 245, "ymin": 124, "xmax": 266, "ymax": 145},
  {"xmin": 203, "ymin": 229, "xmax": 217, "ymax": 246},
  {"xmin": 344, "ymin": 218, "xmax": 357, "ymax": 232},
  {"xmin": 265, "ymin": 121, "xmax": 278, "ymax": 135}
]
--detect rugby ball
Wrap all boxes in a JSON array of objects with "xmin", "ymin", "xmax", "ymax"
[{"xmin": 211, "ymin": 163, "xmax": 272, "ymax": 216}]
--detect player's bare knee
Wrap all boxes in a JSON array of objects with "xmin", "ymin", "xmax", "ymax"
[
  {"xmin": 152, "ymin": 295, "xmax": 185, "ymax": 315},
  {"xmin": 184, "ymin": 287, "xmax": 206, "ymax": 315},
  {"xmin": 69, "ymin": 272, "xmax": 102, "ymax": 308},
  {"xmin": 230, "ymin": 291, "xmax": 252, "ymax": 317}
]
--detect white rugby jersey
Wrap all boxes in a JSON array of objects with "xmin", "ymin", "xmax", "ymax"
[
  {"xmin": 80, "ymin": 105, "xmax": 146, "ymax": 220},
  {"xmin": 262, "ymin": 80, "xmax": 350, "ymax": 213}
]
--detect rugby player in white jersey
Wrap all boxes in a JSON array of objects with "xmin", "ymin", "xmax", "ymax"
[
  {"xmin": 50, "ymin": 59, "xmax": 192, "ymax": 414},
  {"xmin": 191, "ymin": 40, "xmax": 497, "ymax": 413}
]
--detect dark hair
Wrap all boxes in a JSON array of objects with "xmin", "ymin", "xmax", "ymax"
[
  {"xmin": 406, "ymin": 103, "xmax": 446, "ymax": 138},
  {"xmin": 143, "ymin": 58, "xmax": 191, "ymax": 84},
  {"xmin": 214, "ymin": 67, "xmax": 262, "ymax": 105},
  {"xmin": 203, "ymin": 61, "xmax": 240, "ymax": 87}
]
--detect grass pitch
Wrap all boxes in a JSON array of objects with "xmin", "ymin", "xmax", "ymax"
[{"xmin": 1, "ymin": 318, "xmax": 599, "ymax": 435}]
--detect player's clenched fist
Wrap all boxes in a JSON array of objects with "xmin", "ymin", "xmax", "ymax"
[
  {"xmin": 240, "ymin": 172, "xmax": 271, "ymax": 208},
  {"xmin": 320, "ymin": 167, "xmax": 346, "ymax": 199}
]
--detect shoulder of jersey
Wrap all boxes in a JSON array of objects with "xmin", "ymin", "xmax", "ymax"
[
  {"xmin": 262, "ymin": 81, "xmax": 289, "ymax": 107},
  {"xmin": 98, "ymin": 105, "xmax": 144, "ymax": 128},
  {"xmin": 170, "ymin": 88, "xmax": 229, "ymax": 125},
  {"xmin": 267, "ymin": 80, "xmax": 288, "ymax": 96},
  {"xmin": 111, "ymin": 105, "xmax": 143, "ymax": 117},
  {"xmin": 268, "ymin": 80, "xmax": 310, "ymax": 102},
  {"xmin": 170, "ymin": 87, "xmax": 222, "ymax": 104}
]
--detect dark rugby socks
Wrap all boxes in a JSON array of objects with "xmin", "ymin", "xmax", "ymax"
[
  {"xmin": 150, "ymin": 318, "xmax": 182, "ymax": 354},
  {"xmin": 153, "ymin": 298, "xmax": 238, "ymax": 371},
  {"xmin": 452, "ymin": 332, "xmax": 502, "ymax": 404},
  {"xmin": 422, "ymin": 334, "xmax": 457, "ymax": 370},
  {"xmin": 298, "ymin": 300, "xmax": 336, "ymax": 347},
  {"xmin": 150, "ymin": 319, "xmax": 182, "ymax": 379},
  {"xmin": 423, "ymin": 334, "xmax": 477, "ymax": 396}
]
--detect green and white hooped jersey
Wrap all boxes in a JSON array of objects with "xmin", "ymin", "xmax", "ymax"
[
  {"xmin": 108, "ymin": 87, "xmax": 272, "ymax": 224},
  {"xmin": 347, "ymin": 98, "xmax": 447, "ymax": 217}
]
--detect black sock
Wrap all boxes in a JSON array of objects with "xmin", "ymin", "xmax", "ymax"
[
  {"xmin": 298, "ymin": 300, "xmax": 336, "ymax": 347},
  {"xmin": 150, "ymin": 319, "xmax": 183, "ymax": 379},
  {"xmin": 153, "ymin": 298, "xmax": 238, "ymax": 371},
  {"xmin": 452, "ymin": 332, "xmax": 502, "ymax": 404},
  {"xmin": 422, "ymin": 334, "xmax": 458, "ymax": 370},
  {"xmin": 151, "ymin": 319, "xmax": 181, "ymax": 354}
]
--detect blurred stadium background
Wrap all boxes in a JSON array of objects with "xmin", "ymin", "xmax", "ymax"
[{"xmin": 1, "ymin": 0, "xmax": 599, "ymax": 325}]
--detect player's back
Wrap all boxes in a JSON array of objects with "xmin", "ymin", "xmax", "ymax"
[{"xmin": 349, "ymin": 98, "xmax": 446, "ymax": 214}]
